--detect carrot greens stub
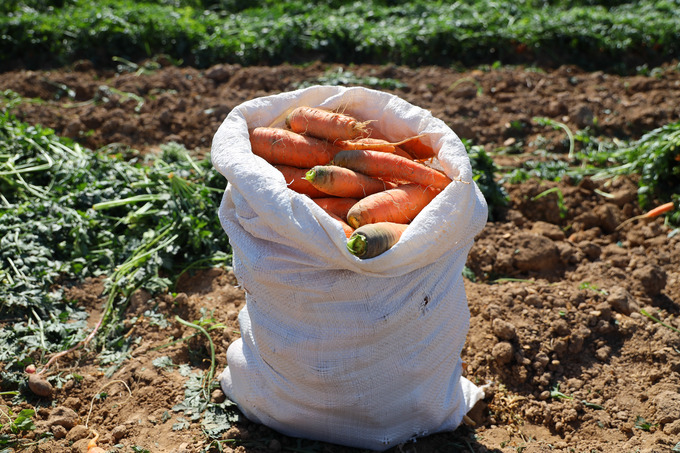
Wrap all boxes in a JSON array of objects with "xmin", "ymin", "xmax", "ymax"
[{"xmin": 346, "ymin": 222, "xmax": 409, "ymax": 259}]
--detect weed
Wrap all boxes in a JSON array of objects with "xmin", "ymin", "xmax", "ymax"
[{"xmin": 532, "ymin": 187, "xmax": 568, "ymax": 219}]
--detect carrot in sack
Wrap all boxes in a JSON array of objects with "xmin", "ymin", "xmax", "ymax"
[
  {"xmin": 305, "ymin": 165, "xmax": 394, "ymax": 198},
  {"xmin": 274, "ymin": 164, "xmax": 328, "ymax": 198},
  {"xmin": 327, "ymin": 212, "xmax": 355, "ymax": 238},
  {"xmin": 334, "ymin": 135, "xmax": 425, "ymax": 153},
  {"xmin": 346, "ymin": 183, "xmax": 440, "ymax": 228},
  {"xmin": 285, "ymin": 106, "xmax": 369, "ymax": 141},
  {"xmin": 346, "ymin": 221, "xmax": 409, "ymax": 259},
  {"xmin": 332, "ymin": 149, "xmax": 452, "ymax": 190},
  {"xmin": 250, "ymin": 127, "xmax": 341, "ymax": 167},
  {"xmin": 313, "ymin": 197, "xmax": 359, "ymax": 219},
  {"xmin": 364, "ymin": 125, "xmax": 436, "ymax": 160}
]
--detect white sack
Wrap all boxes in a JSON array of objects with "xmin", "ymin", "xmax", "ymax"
[{"xmin": 212, "ymin": 86, "xmax": 488, "ymax": 451}]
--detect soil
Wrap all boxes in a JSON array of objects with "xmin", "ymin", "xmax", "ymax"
[{"xmin": 1, "ymin": 59, "xmax": 680, "ymax": 453}]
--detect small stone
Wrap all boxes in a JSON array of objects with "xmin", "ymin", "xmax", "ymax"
[
  {"xmin": 633, "ymin": 264, "xmax": 667, "ymax": 296},
  {"xmin": 52, "ymin": 425, "xmax": 67, "ymax": 439},
  {"xmin": 512, "ymin": 233, "xmax": 561, "ymax": 273},
  {"xmin": 595, "ymin": 346, "xmax": 612, "ymax": 362},
  {"xmin": 524, "ymin": 294, "xmax": 543, "ymax": 308},
  {"xmin": 551, "ymin": 318, "xmax": 571, "ymax": 336},
  {"xmin": 606, "ymin": 286, "xmax": 639, "ymax": 316},
  {"xmin": 531, "ymin": 221, "xmax": 566, "ymax": 241},
  {"xmin": 111, "ymin": 424, "xmax": 127, "ymax": 441},
  {"xmin": 492, "ymin": 341, "xmax": 514, "ymax": 365},
  {"xmin": 47, "ymin": 406, "xmax": 79, "ymax": 430},
  {"xmin": 66, "ymin": 424, "xmax": 90, "ymax": 442},
  {"xmin": 492, "ymin": 318, "xmax": 517, "ymax": 341},
  {"xmin": 653, "ymin": 391, "xmax": 680, "ymax": 424}
]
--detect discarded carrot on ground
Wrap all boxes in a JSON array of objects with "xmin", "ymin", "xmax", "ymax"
[
  {"xmin": 274, "ymin": 164, "xmax": 328, "ymax": 198},
  {"xmin": 346, "ymin": 222, "xmax": 409, "ymax": 259},
  {"xmin": 616, "ymin": 201, "xmax": 675, "ymax": 230},
  {"xmin": 285, "ymin": 106, "xmax": 369, "ymax": 141},
  {"xmin": 346, "ymin": 183, "xmax": 440, "ymax": 228},
  {"xmin": 304, "ymin": 165, "xmax": 394, "ymax": 198},
  {"xmin": 250, "ymin": 127, "xmax": 341, "ymax": 167},
  {"xmin": 86, "ymin": 430, "xmax": 105, "ymax": 453},
  {"xmin": 332, "ymin": 149, "xmax": 452, "ymax": 190}
]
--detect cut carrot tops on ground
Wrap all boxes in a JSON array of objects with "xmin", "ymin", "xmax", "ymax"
[
  {"xmin": 304, "ymin": 165, "xmax": 394, "ymax": 198},
  {"xmin": 346, "ymin": 222, "xmax": 409, "ymax": 259},
  {"xmin": 250, "ymin": 126, "xmax": 341, "ymax": 167},
  {"xmin": 332, "ymin": 149, "xmax": 452, "ymax": 190},
  {"xmin": 285, "ymin": 106, "xmax": 369, "ymax": 141},
  {"xmin": 346, "ymin": 183, "xmax": 440, "ymax": 228}
]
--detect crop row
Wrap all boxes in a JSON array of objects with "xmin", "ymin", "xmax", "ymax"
[{"xmin": 1, "ymin": 0, "xmax": 679, "ymax": 72}]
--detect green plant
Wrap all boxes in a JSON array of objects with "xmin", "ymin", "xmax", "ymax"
[
  {"xmin": 0, "ymin": 408, "xmax": 36, "ymax": 449},
  {"xmin": 466, "ymin": 143, "xmax": 509, "ymax": 221},
  {"xmin": 592, "ymin": 121, "xmax": 680, "ymax": 210},
  {"xmin": 532, "ymin": 187, "xmax": 567, "ymax": 219},
  {"xmin": 0, "ymin": 112, "xmax": 231, "ymax": 384}
]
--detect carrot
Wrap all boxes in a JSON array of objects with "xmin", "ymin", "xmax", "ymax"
[
  {"xmin": 334, "ymin": 135, "xmax": 425, "ymax": 153},
  {"xmin": 250, "ymin": 127, "xmax": 341, "ymax": 167},
  {"xmin": 327, "ymin": 212, "xmax": 355, "ymax": 238},
  {"xmin": 87, "ymin": 431, "xmax": 105, "ymax": 453},
  {"xmin": 346, "ymin": 183, "xmax": 440, "ymax": 228},
  {"xmin": 364, "ymin": 124, "xmax": 436, "ymax": 160},
  {"xmin": 304, "ymin": 165, "xmax": 394, "ymax": 198},
  {"xmin": 616, "ymin": 201, "xmax": 675, "ymax": 230},
  {"xmin": 332, "ymin": 149, "xmax": 452, "ymax": 190},
  {"xmin": 285, "ymin": 106, "xmax": 369, "ymax": 142},
  {"xmin": 274, "ymin": 164, "xmax": 328, "ymax": 198},
  {"xmin": 399, "ymin": 136, "xmax": 437, "ymax": 160},
  {"xmin": 346, "ymin": 222, "xmax": 409, "ymax": 259},
  {"xmin": 313, "ymin": 197, "xmax": 359, "ymax": 219}
]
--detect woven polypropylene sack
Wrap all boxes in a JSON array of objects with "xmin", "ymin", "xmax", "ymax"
[{"xmin": 211, "ymin": 86, "xmax": 488, "ymax": 451}]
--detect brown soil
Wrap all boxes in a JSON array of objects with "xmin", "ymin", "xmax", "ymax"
[{"xmin": 1, "ymin": 60, "xmax": 679, "ymax": 453}]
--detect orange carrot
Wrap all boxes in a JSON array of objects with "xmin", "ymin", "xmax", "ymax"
[
  {"xmin": 87, "ymin": 431, "xmax": 105, "ymax": 453},
  {"xmin": 346, "ymin": 222, "xmax": 409, "ymax": 259},
  {"xmin": 616, "ymin": 201, "xmax": 675, "ymax": 230},
  {"xmin": 334, "ymin": 135, "xmax": 425, "ymax": 153},
  {"xmin": 250, "ymin": 127, "xmax": 342, "ymax": 167},
  {"xmin": 399, "ymin": 136, "xmax": 437, "ymax": 160},
  {"xmin": 304, "ymin": 165, "xmax": 394, "ymax": 198},
  {"xmin": 332, "ymin": 149, "xmax": 452, "ymax": 190},
  {"xmin": 364, "ymin": 124, "xmax": 436, "ymax": 160},
  {"xmin": 328, "ymin": 212, "xmax": 355, "ymax": 238},
  {"xmin": 274, "ymin": 164, "xmax": 328, "ymax": 198},
  {"xmin": 285, "ymin": 106, "xmax": 369, "ymax": 141},
  {"xmin": 313, "ymin": 197, "xmax": 359, "ymax": 219},
  {"xmin": 346, "ymin": 183, "xmax": 440, "ymax": 228}
]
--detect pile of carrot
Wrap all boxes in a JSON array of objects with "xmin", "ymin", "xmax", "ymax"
[{"xmin": 250, "ymin": 106, "xmax": 452, "ymax": 259}]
